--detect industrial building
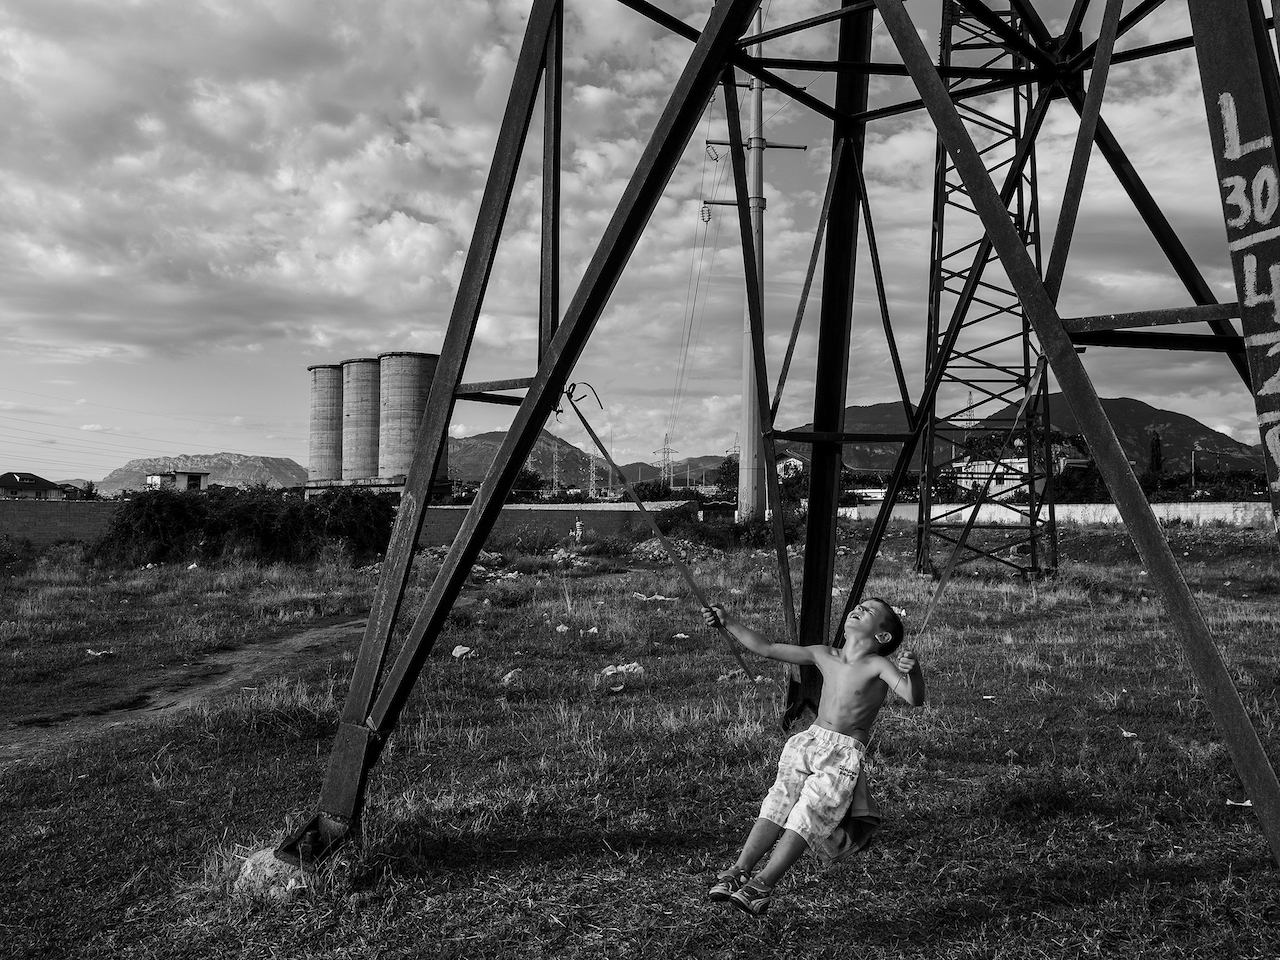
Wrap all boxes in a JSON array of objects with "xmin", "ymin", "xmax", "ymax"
[{"xmin": 306, "ymin": 352, "xmax": 449, "ymax": 497}]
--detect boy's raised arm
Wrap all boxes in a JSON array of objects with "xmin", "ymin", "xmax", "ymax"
[
  {"xmin": 702, "ymin": 605, "xmax": 818, "ymax": 665},
  {"xmin": 880, "ymin": 649, "xmax": 926, "ymax": 706}
]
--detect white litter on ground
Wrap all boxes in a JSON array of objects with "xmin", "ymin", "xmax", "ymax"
[{"xmin": 597, "ymin": 662, "xmax": 644, "ymax": 687}]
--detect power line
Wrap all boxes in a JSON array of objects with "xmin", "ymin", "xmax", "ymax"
[
  {"xmin": 668, "ymin": 99, "xmax": 733, "ymax": 446},
  {"xmin": 0, "ymin": 413, "xmax": 300, "ymax": 460},
  {"xmin": 0, "ymin": 421, "xmax": 230, "ymax": 459},
  {"xmin": 0, "ymin": 384, "xmax": 304, "ymax": 438},
  {"xmin": 0, "ymin": 450, "xmax": 117, "ymax": 476}
]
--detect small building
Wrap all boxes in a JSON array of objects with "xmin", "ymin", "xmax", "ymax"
[
  {"xmin": 0, "ymin": 471, "xmax": 66, "ymax": 500},
  {"xmin": 955, "ymin": 457, "xmax": 1031, "ymax": 499},
  {"xmin": 699, "ymin": 500, "xmax": 737, "ymax": 521},
  {"xmin": 145, "ymin": 470, "xmax": 211, "ymax": 492},
  {"xmin": 58, "ymin": 483, "xmax": 85, "ymax": 501},
  {"xmin": 776, "ymin": 450, "xmax": 810, "ymax": 478},
  {"xmin": 1055, "ymin": 456, "xmax": 1093, "ymax": 474},
  {"xmin": 850, "ymin": 487, "xmax": 888, "ymax": 503}
]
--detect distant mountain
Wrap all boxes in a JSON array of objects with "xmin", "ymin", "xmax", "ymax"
[
  {"xmin": 444, "ymin": 396, "xmax": 1257, "ymax": 488},
  {"xmin": 446, "ymin": 431, "xmax": 720, "ymax": 487},
  {"xmin": 449, "ymin": 431, "xmax": 593, "ymax": 486},
  {"xmin": 98, "ymin": 453, "xmax": 307, "ymax": 495},
  {"xmin": 614, "ymin": 458, "xmax": 719, "ymax": 485},
  {"xmin": 979, "ymin": 394, "xmax": 1263, "ymax": 473},
  {"xmin": 779, "ymin": 400, "xmax": 953, "ymax": 471}
]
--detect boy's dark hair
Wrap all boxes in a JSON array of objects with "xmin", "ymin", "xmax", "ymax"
[{"xmin": 868, "ymin": 597, "xmax": 904, "ymax": 655}]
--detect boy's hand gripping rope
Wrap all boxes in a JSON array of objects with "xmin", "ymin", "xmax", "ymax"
[{"xmin": 563, "ymin": 383, "xmax": 753, "ymax": 677}]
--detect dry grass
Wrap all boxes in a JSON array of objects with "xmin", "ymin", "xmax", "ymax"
[
  {"xmin": 0, "ymin": 545, "xmax": 373, "ymax": 721},
  {"xmin": 4, "ymin": 527, "xmax": 1280, "ymax": 958}
]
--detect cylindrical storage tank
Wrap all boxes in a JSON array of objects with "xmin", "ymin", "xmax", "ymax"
[
  {"xmin": 307, "ymin": 364, "xmax": 343, "ymax": 481},
  {"xmin": 341, "ymin": 358, "xmax": 380, "ymax": 479},
  {"xmin": 378, "ymin": 352, "xmax": 439, "ymax": 480}
]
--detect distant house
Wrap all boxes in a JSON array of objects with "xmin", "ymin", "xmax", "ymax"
[
  {"xmin": 850, "ymin": 486, "xmax": 887, "ymax": 503},
  {"xmin": 0, "ymin": 472, "xmax": 66, "ymax": 500},
  {"xmin": 145, "ymin": 470, "xmax": 211, "ymax": 492},
  {"xmin": 1055, "ymin": 456, "xmax": 1093, "ymax": 474},
  {"xmin": 955, "ymin": 457, "xmax": 1029, "ymax": 499},
  {"xmin": 58, "ymin": 483, "xmax": 85, "ymax": 501},
  {"xmin": 776, "ymin": 451, "xmax": 809, "ymax": 478}
]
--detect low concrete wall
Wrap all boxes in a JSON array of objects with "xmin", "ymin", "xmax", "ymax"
[
  {"xmin": 418, "ymin": 501, "xmax": 697, "ymax": 547},
  {"xmin": 838, "ymin": 501, "xmax": 1274, "ymax": 527},
  {"xmin": 0, "ymin": 498, "xmax": 696, "ymax": 552},
  {"xmin": 0, "ymin": 500, "xmax": 122, "ymax": 548},
  {"xmin": 1053, "ymin": 501, "xmax": 1274, "ymax": 527},
  {"xmin": 4, "ymin": 496, "xmax": 1269, "ymax": 552}
]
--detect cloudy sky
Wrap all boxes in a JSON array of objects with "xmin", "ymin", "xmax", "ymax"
[{"xmin": 0, "ymin": 0, "xmax": 1261, "ymax": 481}]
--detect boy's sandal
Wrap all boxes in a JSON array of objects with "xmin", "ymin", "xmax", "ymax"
[
  {"xmin": 708, "ymin": 868, "xmax": 747, "ymax": 902},
  {"xmin": 729, "ymin": 880, "xmax": 773, "ymax": 916}
]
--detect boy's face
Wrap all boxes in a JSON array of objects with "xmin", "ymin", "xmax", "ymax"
[{"xmin": 844, "ymin": 600, "xmax": 891, "ymax": 646}]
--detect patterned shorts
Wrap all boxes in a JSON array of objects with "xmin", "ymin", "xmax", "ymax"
[{"xmin": 758, "ymin": 724, "xmax": 866, "ymax": 849}]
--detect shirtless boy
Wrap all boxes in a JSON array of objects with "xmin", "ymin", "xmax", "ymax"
[{"xmin": 701, "ymin": 598, "xmax": 925, "ymax": 916}]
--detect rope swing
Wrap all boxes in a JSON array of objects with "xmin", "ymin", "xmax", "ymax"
[{"xmin": 563, "ymin": 383, "xmax": 754, "ymax": 677}]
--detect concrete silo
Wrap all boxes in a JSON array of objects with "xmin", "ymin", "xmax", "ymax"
[
  {"xmin": 341, "ymin": 358, "xmax": 381, "ymax": 480},
  {"xmin": 378, "ymin": 352, "xmax": 445, "ymax": 481},
  {"xmin": 307, "ymin": 364, "xmax": 343, "ymax": 481}
]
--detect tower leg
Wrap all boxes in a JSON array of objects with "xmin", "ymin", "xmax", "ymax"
[
  {"xmin": 787, "ymin": 2, "xmax": 873, "ymax": 724},
  {"xmin": 876, "ymin": 0, "xmax": 1280, "ymax": 867},
  {"xmin": 277, "ymin": 0, "xmax": 763, "ymax": 866}
]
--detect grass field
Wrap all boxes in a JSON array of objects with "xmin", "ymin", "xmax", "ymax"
[{"xmin": 3, "ymin": 523, "xmax": 1280, "ymax": 958}]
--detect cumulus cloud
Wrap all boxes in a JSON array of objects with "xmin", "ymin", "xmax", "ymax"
[{"xmin": 0, "ymin": 1, "xmax": 1264, "ymax": 469}]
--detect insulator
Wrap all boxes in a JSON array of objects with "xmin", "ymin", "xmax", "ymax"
[
  {"xmin": 700, "ymin": 204, "xmax": 712, "ymax": 223},
  {"xmin": 705, "ymin": 144, "xmax": 719, "ymax": 161}
]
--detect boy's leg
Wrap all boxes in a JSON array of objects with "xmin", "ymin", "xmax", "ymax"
[
  {"xmin": 733, "ymin": 818, "xmax": 784, "ymax": 874},
  {"xmin": 729, "ymin": 829, "xmax": 806, "ymax": 916},
  {"xmin": 711, "ymin": 818, "xmax": 784, "ymax": 902},
  {"xmin": 751, "ymin": 828, "xmax": 808, "ymax": 888}
]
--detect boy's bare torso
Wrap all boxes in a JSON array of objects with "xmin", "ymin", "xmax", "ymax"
[{"xmin": 810, "ymin": 648, "xmax": 892, "ymax": 743}]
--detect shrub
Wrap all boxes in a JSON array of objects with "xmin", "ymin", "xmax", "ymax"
[
  {"xmin": 89, "ymin": 487, "xmax": 395, "ymax": 567},
  {"xmin": 661, "ymin": 515, "xmax": 737, "ymax": 550},
  {"xmin": 578, "ymin": 531, "xmax": 645, "ymax": 557},
  {"xmin": 0, "ymin": 535, "xmax": 37, "ymax": 575},
  {"xmin": 306, "ymin": 487, "xmax": 396, "ymax": 562},
  {"xmin": 733, "ymin": 512, "xmax": 804, "ymax": 547},
  {"xmin": 486, "ymin": 523, "xmax": 564, "ymax": 556}
]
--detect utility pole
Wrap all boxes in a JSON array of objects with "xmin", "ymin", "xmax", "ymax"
[
  {"xmin": 737, "ymin": 7, "xmax": 767, "ymax": 522},
  {"xmin": 705, "ymin": 10, "xmax": 805, "ymax": 522}
]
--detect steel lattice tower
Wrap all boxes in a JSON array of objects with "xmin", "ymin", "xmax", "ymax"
[
  {"xmin": 269, "ymin": 0, "xmax": 1280, "ymax": 872},
  {"xmin": 917, "ymin": 0, "xmax": 1056, "ymax": 577}
]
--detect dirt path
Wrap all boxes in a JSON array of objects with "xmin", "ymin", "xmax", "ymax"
[{"xmin": 0, "ymin": 617, "xmax": 368, "ymax": 762}]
